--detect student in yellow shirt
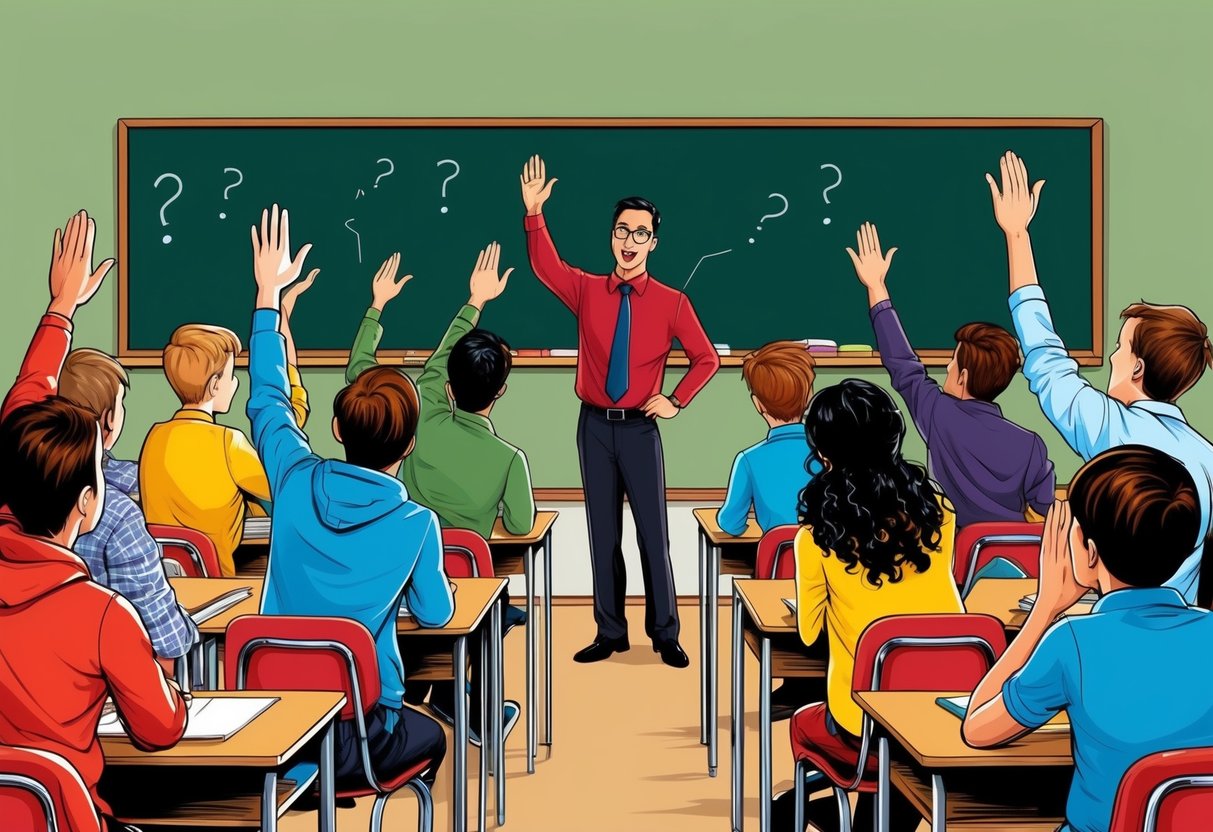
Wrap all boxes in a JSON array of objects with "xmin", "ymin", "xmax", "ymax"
[
  {"xmin": 139, "ymin": 274, "xmax": 315, "ymax": 576},
  {"xmin": 781, "ymin": 378, "xmax": 963, "ymax": 832}
]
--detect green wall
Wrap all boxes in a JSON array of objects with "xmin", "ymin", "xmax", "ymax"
[{"xmin": 2, "ymin": 0, "xmax": 1210, "ymax": 487}]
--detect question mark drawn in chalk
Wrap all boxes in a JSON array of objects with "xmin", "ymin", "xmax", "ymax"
[
  {"xmin": 218, "ymin": 167, "xmax": 243, "ymax": 219},
  {"xmin": 819, "ymin": 164, "xmax": 842, "ymax": 225},
  {"xmin": 436, "ymin": 159, "xmax": 460, "ymax": 214},
  {"xmin": 345, "ymin": 218, "xmax": 362, "ymax": 263},
  {"xmin": 748, "ymin": 193, "xmax": 789, "ymax": 244},
  {"xmin": 374, "ymin": 158, "xmax": 394, "ymax": 188},
  {"xmin": 154, "ymin": 173, "xmax": 183, "ymax": 244}
]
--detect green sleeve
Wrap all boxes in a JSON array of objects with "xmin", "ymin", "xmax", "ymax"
[
  {"xmin": 345, "ymin": 307, "xmax": 383, "ymax": 383},
  {"xmin": 417, "ymin": 304, "xmax": 480, "ymax": 413},
  {"xmin": 501, "ymin": 449, "xmax": 536, "ymax": 536}
]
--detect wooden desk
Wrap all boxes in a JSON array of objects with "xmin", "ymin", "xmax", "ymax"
[
  {"xmin": 102, "ymin": 690, "xmax": 345, "ymax": 831},
  {"xmin": 693, "ymin": 507, "xmax": 762, "ymax": 777},
  {"xmin": 854, "ymin": 690, "xmax": 1071, "ymax": 830},
  {"xmin": 965, "ymin": 578, "xmax": 1093, "ymax": 631},
  {"xmin": 487, "ymin": 510, "xmax": 559, "ymax": 773},
  {"xmin": 399, "ymin": 577, "xmax": 509, "ymax": 832},
  {"xmin": 731, "ymin": 578, "xmax": 827, "ymax": 832},
  {"xmin": 171, "ymin": 577, "xmax": 263, "ymax": 689}
]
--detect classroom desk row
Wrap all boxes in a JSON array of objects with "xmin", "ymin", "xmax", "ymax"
[
  {"xmin": 160, "ymin": 575, "xmax": 509, "ymax": 832},
  {"xmin": 237, "ymin": 510, "xmax": 559, "ymax": 774},
  {"xmin": 729, "ymin": 577, "xmax": 1074, "ymax": 832}
]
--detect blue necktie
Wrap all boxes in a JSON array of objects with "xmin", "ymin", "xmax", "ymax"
[{"xmin": 605, "ymin": 283, "xmax": 634, "ymax": 403}]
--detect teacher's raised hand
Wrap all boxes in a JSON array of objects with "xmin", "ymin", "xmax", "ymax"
[{"xmin": 520, "ymin": 154, "xmax": 558, "ymax": 216}]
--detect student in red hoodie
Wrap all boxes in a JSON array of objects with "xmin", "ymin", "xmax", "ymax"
[{"xmin": 0, "ymin": 210, "xmax": 188, "ymax": 832}]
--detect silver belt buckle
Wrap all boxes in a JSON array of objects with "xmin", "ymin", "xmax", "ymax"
[{"xmin": 607, "ymin": 408, "xmax": 626, "ymax": 421}]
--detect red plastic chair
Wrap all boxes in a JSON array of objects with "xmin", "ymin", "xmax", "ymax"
[
  {"xmin": 754, "ymin": 525, "xmax": 799, "ymax": 580},
  {"xmin": 442, "ymin": 528, "xmax": 495, "ymax": 578},
  {"xmin": 148, "ymin": 524, "xmax": 223, "ymax": 578},
  {"xmin": 954, "ymin": 521, "xmax": 1044, "ymax": 598},
  {"xmin": 790, "ymin": 613, "xmax": 1007, "ymax": 832},
  {"xmin": 225, "ymin": 615, "xmax": 435, "ymax": 832},
  {"xmin": 0, "ymin": 746, "xmax": 102, "ymax": 832},
  {"xmin": 1109, "ymin": 747, "xmax": 1213, "ymax": 832}
]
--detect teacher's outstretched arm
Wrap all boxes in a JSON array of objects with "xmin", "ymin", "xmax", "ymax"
[{"xmin": 521, "ymin": 154, "xmax": 587, "ymax": 312}]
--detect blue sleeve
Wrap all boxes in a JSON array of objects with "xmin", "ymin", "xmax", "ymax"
[
  {"xmin": 405, "ymin": 513, "xmax": 456, "ymax": 629},
  {"xmin": 871, "ymin": 300, "xmax": 941, "ymax": 444},
  {"xmin": 717, "ymin": 452, "xmax": 754, "ymax": 536},
  {"xmin": 247, "ymin": 309, "xmax": 317, "ymax": 494},
  {"xmin": 1009, "ymin": 286, "xmax": 1145, "ymax": 460},
  {"xmin": 1001, "ymin": 619, "xmax": 1078, "ymax": 729}
]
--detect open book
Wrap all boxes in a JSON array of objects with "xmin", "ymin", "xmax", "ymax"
[
  {"xmin": 1018, "ymin": 591, "xmax": 1099, "ymax": 613},
  {"xmin": 98, "ymin": 696, "xmax": 278, "ymax": 741},
  {"xmin": 187, "ymin": 587, "xmax": 254, "ymax": 626},
  {"xmin": 936, "ymin": 695, "xmax": 1069, "ymax": 733}
]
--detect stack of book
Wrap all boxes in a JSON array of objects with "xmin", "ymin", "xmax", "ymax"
[
  {"xmin": 242, "ymin": 517, "xmax": 272, "ymax": 541},
  {"xmin": 1018, "ymin": 591, "xmax": 1099, "ymax": 613}
]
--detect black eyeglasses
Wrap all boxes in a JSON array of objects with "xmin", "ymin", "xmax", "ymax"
[{"xmin": 613, "ymin": 225, "xmax": 653, "ymax": 244}]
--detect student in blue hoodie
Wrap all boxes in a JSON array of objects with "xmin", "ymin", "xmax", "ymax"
[{"xmin": 246, "ymin": 205, "xmax": 455, "ymax": 790}]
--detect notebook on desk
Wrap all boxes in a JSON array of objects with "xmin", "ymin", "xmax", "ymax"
[
  {"xmin": 936, "ymin": 695, "xmax": 1070, "ymax": 733},
  {"xmin": 187, "ymin": 586, "xmax": 254, "ymax": 626},
  {"xmin": 98, "ymin": 696, "xmax": 278, "ymax": 740},
  {"xmin": 782, "ymin": 598, "xmax": 797, "ymax": 615},
  {"xmin": 1018, "ymin": 592, "xmax": 1099, "ymax": 613}
]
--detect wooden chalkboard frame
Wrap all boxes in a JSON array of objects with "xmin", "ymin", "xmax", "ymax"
[{"xmin": 116, "ymin": 117, "xmax": 1104, "ymax": 368}]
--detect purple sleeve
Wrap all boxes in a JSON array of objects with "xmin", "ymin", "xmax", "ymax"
[
  {"xmin": 1025, "ymin": 435, "xmax": 1057, "ymax": 516},
  {"xmin": 870, "ymin": 301, "xmax": 942, "ymax": 443}
]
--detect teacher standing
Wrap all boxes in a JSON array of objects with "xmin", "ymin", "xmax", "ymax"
[{"xmin": 520, "ymin": 155, "xmax": 720, "ymax": 668}]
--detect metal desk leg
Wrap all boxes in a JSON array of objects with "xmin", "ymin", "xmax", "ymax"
[
  {"xmin": 206, "ymin": 637, "xmax": 219, "ymax": 689},
  {"xmin": 479, "ymin": 627, "xmax": 488, "ymax": 832},
  {"xmin": 931, "ymin": 774, "xmax": 947, "ymax": 831},
  {"xmin": 543, "ymin": 529, "xmax": 553, "ymax": 749},
  {"xmin": 524, "ymin": 543, "xmax": 537, "ymax": 773},
  {"xmin": 319, "ymin": 720, "xmax": 335, "ymax": 832},
  {"xmin": 454, "ymin": 636, "xmax": 468, "ymax": 832},
  {"xmin": 877, "ymin": 736, "xmax": 890, "ymax": 832},
  {"xmin": 493, "ymin": 599, "xmax": 505, "ymax": 826},
  {"xmin": 699, "ymin": 527, "xmax": 708, "ymax": 747},
  {"xmin": 759, "ymin": 636, "xmax": 772, "ymax": 832},
  {"xmin": 262, "ymin": 771, "xmax": 278, "ymax": 832},
  {"xmin": 730, "ymin": 586, "xmax": 745, "ymax": 832},
  {"xmin": 708, "ymin": 540, "xmax": 720, "ymax": 777}
]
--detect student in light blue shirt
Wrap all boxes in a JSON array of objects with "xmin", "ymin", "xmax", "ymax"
[
  {"xmin": 965, "ymin": 445, "xmax": 1213, "ymax": 832},
  {"xmin": 718, "ymin": 341, "xmax": 822, "ymax": 536},
  {"xmin": 988, "ymin": 151, "xmax": 1213, "ymax": 603}
]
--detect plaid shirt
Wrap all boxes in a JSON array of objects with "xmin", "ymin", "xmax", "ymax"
[{"xmin": 75, "ymin": 453, "xmax": 198, "ymax": 659}]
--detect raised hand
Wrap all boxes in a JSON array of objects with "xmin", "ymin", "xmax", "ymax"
[
  {"xmin": 282, "ymin": 268, "xmax": 320, "ymax": 319},
  {"xmin": 845, "ymin": 221, "xmax": 897, "ymax": 306},
  {"xmin": 1034, "ymin": 500, "xmax": 1088, "ymax": 616},
  {"xmin": 468, "ymin": 241, "xmax": 515, "ymax": 310},
  {"xmin": 251, "ymin": 204, "xmax": 313, "ymax": 308},
  {"xmin": 47, "ymin": 209, "xmax": 115, "ymax": 319},
  {"xmin": 370, "ymin": 252, "xmax": 413, "ymax": 312},
  {"xmin": 520, "ymin": 155, "xmax": 558, "ymax": 216},
  {"xmin": 986, "ymin": 151, "xmax": 1046, "ymax": 235}
]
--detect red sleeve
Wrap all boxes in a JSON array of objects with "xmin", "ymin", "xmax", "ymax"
[
  {"xmin": 1, "ymin": 314, "xmax": 73, "ymax": 421},
  {"xmin": 524, "ymin": 213, "xmax": 587, "ymax": 312},
  {"xmin": 670, "ymin": 293, "xmax": 720, "ymax": 407},
  {"xmin": 99, "ymin": 594, "xmax": 188, "ymax": 751}
]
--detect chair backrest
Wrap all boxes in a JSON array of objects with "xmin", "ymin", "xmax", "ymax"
[
  {"xmin": 754, "ymin": 525, "xmax": 799, "ymax": 580},
  {"xmin": 953, "ymin": 521, "xmax": 1044, "ymax": 597},
  {"xmin": 1110, "ymin": 747, "xmax": 1213, "ymax": 832},
  {"xmin": 442, "ymin": 528, "xmax": 494, "ymax": 579},
  {"xmin": 148, "ymin": 524, "xmax": 223, "ymax": 578},
  {"xmin": 0, "ymin": 746, "xmax": 102, "ymax": 832},
  {"xmin": 224, "ymin": 615, "xmax": 379, "ymax": 723},
  {"xmin": 852, "ymin": 613, "xmax": 1008, "ymax": 694}
]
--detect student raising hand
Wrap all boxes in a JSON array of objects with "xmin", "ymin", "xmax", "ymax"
[
  {"xmin": 468, "ymin": 241, "xmax": 514, "ymax": 311},
  {"xmin": 47, "ymin": 209, "xmax": 115, "ymax": 320},
  {"xmin": 986, "ymin": 150, "xmax": 1046, "ymax": 235},
  {"xmin": 370, "ymin": 252, "xmax": 413, "ymax": 313},
  {"xmin": 251, "ymin": 204, "xmax": 313, "ymax": 310},
  {"xmin": 845, "ymin": 221, "xmax": 897, "ymax": 307}
]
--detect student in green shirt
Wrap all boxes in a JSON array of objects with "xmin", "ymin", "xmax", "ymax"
[{"xmin": 346, "ymin": 242, "xmax": 533, "ymax": 743}]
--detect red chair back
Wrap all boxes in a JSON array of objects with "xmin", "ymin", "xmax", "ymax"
[
  {"xmin": 754, "ymin": 525, "xmax": 799, "ymax": 580},
  {"xmin": 224, "ymin": 615, "xmax": 379, "ymax": 722},
  {"xmin": 953, "ymin": 521, "xmax": 1044, "ymax": 597},
  {"xmin": 1110, "ymin": 747, "xmax": 1213, "ymax": 832},
  {"xmin": 442, "ymin": 528, "xmax": 494, "ymax": 579},
  {"xmin": 0, "ymin": 746, "xmax": 101, "ymax": 832},
  {"xmin": 852, "ymin": 613, "xmax": 1008, "ymax": 694},
  {"xmin": 148, "ymin": 524, "xmax": 223, "ymax": 578}
]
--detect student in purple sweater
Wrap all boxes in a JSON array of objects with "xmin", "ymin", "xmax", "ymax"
[{"xmin": 845, "ymin": 221, "xmax": 1056, "ymax": 528}]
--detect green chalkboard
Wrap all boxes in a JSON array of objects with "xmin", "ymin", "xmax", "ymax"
[{"xmin": 117, "ymin": 119, "xmax": 1101, "ymax": 364}]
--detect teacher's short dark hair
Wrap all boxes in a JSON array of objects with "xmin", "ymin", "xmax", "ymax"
[
  {"xmin": 449, "ymin": 329, "xmax": 513, "ymax": 413},
  {"xmin": 1068, "ymin": 444, "xmax": 1200, "ymax": 588},
  {"xmin": 613, "ymin": 197, "xmax": 661, "ymax": 236}
]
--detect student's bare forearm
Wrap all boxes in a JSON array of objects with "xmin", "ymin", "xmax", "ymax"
[
  {"xmin": 866, "ymin": 282, "xmax": 891, "ymax": 308},
  {"xmin": 1005, "ymin": 231, "xmax": 1039, "ymax": 293},
  {"xmin": 969, "ymin": 607, "xmax": 1052, "ymax": 710}
]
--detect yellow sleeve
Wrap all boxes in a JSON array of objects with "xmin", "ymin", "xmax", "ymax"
[
  {"xmin": 287, "ymin": 363, "xmax": 309, "ymax": 429},
  {"xmin": 794, "ymin": 527, "xmax": 829, "ymax": 648},
  {"xmin": 224, "ymin": 429, "xmax": 272, "ymax": 501}
]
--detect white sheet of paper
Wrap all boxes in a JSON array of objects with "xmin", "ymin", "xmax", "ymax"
[{"xmin": 98, "ymin": 696, "xmax": 277, "ymax": 740}]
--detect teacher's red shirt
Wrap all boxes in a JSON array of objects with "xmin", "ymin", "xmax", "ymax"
[{"xmin": 525, "ymin": 213, "xmax": 720, "ymax": 410}]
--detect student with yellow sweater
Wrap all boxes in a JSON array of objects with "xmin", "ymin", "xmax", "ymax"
[
  {"xmin": 782, "ymin": 378, "xmax": 963, "ymax": 832},
  {"xmin": 139, "ymin": 273, "xmax": 315, "ymax": 576}
]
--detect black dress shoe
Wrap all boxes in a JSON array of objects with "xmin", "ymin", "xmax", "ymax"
[
  {"xmin": 654, "ymin": 639, "xmax": 690, "ymax": 668},
  {"xmin": 573, "ymin": 636, "xmax": 630, "ymax": 663}
]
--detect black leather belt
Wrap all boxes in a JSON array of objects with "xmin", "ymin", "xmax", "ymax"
[{"xmin": 583, "ymin": 403, "xmax": 648, "ymax": 422}]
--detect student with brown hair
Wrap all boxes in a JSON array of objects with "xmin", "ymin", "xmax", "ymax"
[
  {"xmin": 846, "ymin": 221, "xmax": 1056, "ymax": 527},
  {"xmin": 990, "ymin": 151, "xmax": 1213, "ymax": 603}
]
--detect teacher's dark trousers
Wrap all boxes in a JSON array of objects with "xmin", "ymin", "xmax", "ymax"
[{"xmin": 577, "ymin": 404, "xmax": 679, "ymax": 644}]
